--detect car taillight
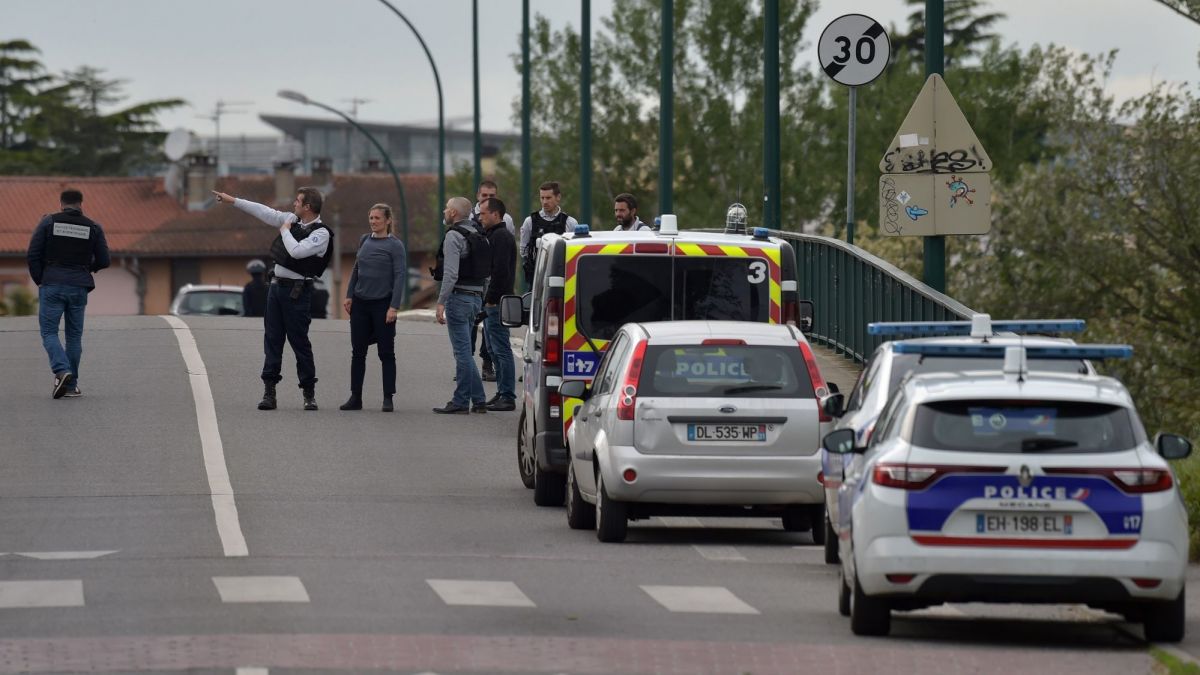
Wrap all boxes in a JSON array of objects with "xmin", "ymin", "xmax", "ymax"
[
  {"xmin": 797, "ymin": 340, "xmax": 830, "ymax": 420},
  {"xmin": 1044, "ymin": 467, "xmax": 1174, "ymax": 494},
  {"xmin": 548, "ymin": 389, "xmax": 562, "ymax": 418},
  {"xmin": 616, "ymin": 340, "xmax": 648, "ymax": 421},
  {"xmin": 872, "ymin": 463, "xmax": 1005, "ymax": 490},
  {"xmin": 783, "ymin": 299, "xmax": 799, "ymax": 326},
  {"xmin": 543, "ymin": 297, "xmax": 562, "ymax": 366}
]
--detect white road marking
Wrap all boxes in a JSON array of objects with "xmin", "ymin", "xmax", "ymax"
[
  {"xmin": 640, "ymin": 585, "xmax": 760, "ymax": 614},
  {"xmin": 163, "ymin": 315, "xmax": 249, "ymax": 558},
  {"xmin": 656, "ymin": 516, "xmax": 704, "ymax": 528},
  {"xmin": 907, "ymin": 604, "xmax": 967, "ymax": 618},
  {"xmin": 692, "ymin": 545, "xmax": 747, "ymax": 561},
  {"xmin": 212, "ymin": 576, "xmax": 310, "ymax": 603},
  {"xmin": 0, "ymin": 580, "xmax": 84, "ymax": 608},
  {"xmin": 15, "ymin": 551, "xmax": 118, "ymax": 560},
  {"xmin": 236, "ymin": 669, "xmax": 269, "ymax": 675},
  {"xmin": 426, "ymin": 580, "xmax": 536, "ymax": 607}
]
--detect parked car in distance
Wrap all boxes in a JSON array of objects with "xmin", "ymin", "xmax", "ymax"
[
  {"xmin": 560, "ymin": 320, "xmax": 832, "ymax": 543},
  {"xmin": 169, "ymin": 284, "xmax": 244, "ymax": 317}
]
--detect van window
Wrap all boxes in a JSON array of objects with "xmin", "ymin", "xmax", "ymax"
[
  {"xmin": 575, "ymin": 253, "xmax": 775, "ymax": 341},
  {"xmin": 637, "ymin": 345, "xmax": 815, "ymax": 399},
  {"xmin": 531, "ymin": 247, "xmax": 549, "ymax": 331},
  {"xmin": 675, "ymin": 257, "xmax": 769, "ymax": 323}
]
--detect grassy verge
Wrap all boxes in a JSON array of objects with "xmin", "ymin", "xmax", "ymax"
[
  {"xmin": 1152, "ymin": 647, "xmax": 1200, "ymax": 675},
  {"xmin": 1171, "ymin": 454, "xmax": 1200, "ymax": 560}
]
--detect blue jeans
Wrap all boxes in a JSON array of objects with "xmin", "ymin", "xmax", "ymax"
[
  {"xmin": 484, "ymin": 305, "xmax": 515, "ymax": 400},
  {"xmin": 262, "ymin": 281, "xmax": 317, "ymax": 388},
  {"xmin": 446, "ymin": 292, "xmax": 485, "ymax": 407},
  {"xmin": 39, "ymin": 284, "xmax": 88, "ymax": 384}
]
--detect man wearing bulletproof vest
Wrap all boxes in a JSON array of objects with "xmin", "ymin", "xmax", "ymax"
[
  {"xmin": 518, "ymin": 181, "xmax": 578, "ymax": 288},
  {"xmin": 432, "ymin": 196, "xmax": 490, "ymax": 414},
  {"xmin": 26, "ymin": 189, "xmax": 110, "ymax": 399},
  {"xmin": 213, "ymin": 187, "xmax": 333, "ymax": 411}
]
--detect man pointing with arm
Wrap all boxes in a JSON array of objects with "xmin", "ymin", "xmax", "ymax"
[{"xmin": 213, "ymin": 187, "xmax": 333, "ymax": 411}]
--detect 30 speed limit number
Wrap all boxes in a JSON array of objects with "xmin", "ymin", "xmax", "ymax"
[{"xmin": 818, "ymin": 14, "xmax": 891, "ymax": 87}]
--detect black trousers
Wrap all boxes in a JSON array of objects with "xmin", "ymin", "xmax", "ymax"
[
  {"xmin": 349, "ymin": 295, "xmax": 397, "ymax": 397},
  {"xmin": 262, "ymin": 281, "xmax": 316, "ymax": 388},
  {"xmin": 470, "ymin": 311, "xmax": 492, "ymax": 363}
]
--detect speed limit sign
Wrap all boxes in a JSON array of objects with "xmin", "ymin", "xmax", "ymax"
[{"xmin": 818, "ymin": 14, "xmax": 891, "ymax": 87}]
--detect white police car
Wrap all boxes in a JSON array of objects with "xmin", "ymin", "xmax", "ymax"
[
  {"xmin": 822, "ymin": 343, "xmax": 1193, "ymax": 641},
  {"xmin": 819, "ymin": 315, "xmax": 1093, "ymax": 564}
]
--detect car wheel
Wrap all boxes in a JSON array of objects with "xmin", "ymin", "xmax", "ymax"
[
  {"xmin": 533, "ymin": 462, "xmax": 566, "ymax": 506},
  {"xmin": 566, "ymin": 463, "xmax": 596, "ymax": 530},
  {"xmin": 838, "ymin": 568, "xmax": 851, "ymax": 617},
  {"xmin": 809, "ymin": 504, "xmax": 826, "ymax": 545},
  {"xmin": 781, "ymin": 505, "xmax": 811, "ymax": 532},
  {"xmin": 823, "ymin": 515, "xmax": 840, "ymax": 565},
  {"xmin": 1143, "ymin": 586, "xmax": 1185, "ymax": 643},
  {"xmin": 595, "ymin": 473, "xmax": 627, "ymax": 543},
  {"xmin": 850, "ymin": 573, "xmax": 891, "ymax": 636},
  {"xmin": 517, "ymin": 408, "xmax": 535, "ymax": 489}
]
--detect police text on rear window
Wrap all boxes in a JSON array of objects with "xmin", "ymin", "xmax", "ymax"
[
  {"xmin": 911, "ymin": 400, "xmax": 1142, "ymax": 454},
  {"xmin": 637, "ymin": 345, "xmax": 814, "ymax": 398}
]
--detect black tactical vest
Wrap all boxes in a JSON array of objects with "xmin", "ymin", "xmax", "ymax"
[
  {"xmin": 524, "ymin": 210, "xmax": 569, "ymax": 269},
  {"xmin": 269, "ymin": 220, "xmax": 333, "ymax": 278},
  {"xmin": 44, "ymin": 210, "xmax": 99, "ymax": 268}
]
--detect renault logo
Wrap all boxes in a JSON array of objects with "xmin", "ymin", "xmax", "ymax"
[{"xmin": 1018, "ymin": 465, "xmax": 1033, "ymax": 487}]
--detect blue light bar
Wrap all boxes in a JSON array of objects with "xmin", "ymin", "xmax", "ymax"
[
  {"xmin": 752, "ymin": 227, "xmax": 770, "ymax": 239},
  {"xmin": 573, "ymin": 223, "xmax": 591, "ymax": 236},
  {"xmin": 891, "ymin": 343, "xmax": 1132, "ymax": 360},
  {"xmin": 868, "ymin": 319, "xmax": 1085, "ymax": 336}
]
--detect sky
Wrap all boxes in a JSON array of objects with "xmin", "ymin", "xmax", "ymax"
[{"xmin": 6, "ymin": 0, "xmax": 1199, "ymax": 139}]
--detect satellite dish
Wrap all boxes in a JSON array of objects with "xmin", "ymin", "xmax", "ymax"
[
  {"xmin": 164, "ymin": 163, "xmax": 184, "ymax": 198},
  {"xmin": 164, "ymin": 127, "xmax": 191, "ymax": 161}
]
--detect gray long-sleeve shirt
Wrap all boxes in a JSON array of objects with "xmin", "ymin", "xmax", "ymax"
[
  {"xmin": 347, "ymin": 234, "xmax": 407, "ymax": 307},
  {"xmin": 437, "ymin": 219, "xmax": 486, "ymax": 305}
]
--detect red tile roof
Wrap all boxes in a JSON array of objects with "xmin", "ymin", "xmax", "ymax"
[
  {"xmin": 0, "ymin": 176, "xmax": 186, "ymax": 254},
  {"xmin": 0, "ymin": 172, "xmax": 442, "ymax": 257}
]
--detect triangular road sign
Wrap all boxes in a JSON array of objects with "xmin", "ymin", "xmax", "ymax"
[{"xmin": 879, "ymin": 74, "xmax": 991, "ymax": 174}]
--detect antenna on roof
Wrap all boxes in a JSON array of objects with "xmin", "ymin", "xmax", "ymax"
[
  {"xmin": 195, "ymin": 99, "xmax": 252, "ymax": 171},
  {"xmin": 341, "ymin": 97, "xmax": 372, "ymax": 119}
]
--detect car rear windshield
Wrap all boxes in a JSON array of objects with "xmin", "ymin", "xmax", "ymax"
[
  {"xmin": 911, "ymin": 400, "xmax": 1140, "ymax": 454},
  {"xmin": 576, "ymin": 255, "xmax": 771, "ymax": 340},
  {"xmin": 182, "ymin": 291, "xmax": 242, "ymax": 315},
  {"xmin": 637, "ymin": 344, "xmax": 814, "ymax": 399},
  {"xmin": 888, "ymin": 354, "xmax": 1087, "ymax": 394}
]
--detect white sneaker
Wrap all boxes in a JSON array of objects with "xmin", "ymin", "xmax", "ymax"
[
  {"xmin": 63, "ymin": 387, "xmax": 82, "ymax": 398},
  {"xmin": 52, "ymin": 372, "xmax": 73, "ymax": 399}
]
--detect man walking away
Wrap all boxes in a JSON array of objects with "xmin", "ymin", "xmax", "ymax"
[
  {"xmin": 613, "ymin": 193, "xmax": 650, "ymax": 232},
  {"xmin": 26, "ymin": 188, "xmax": 110, "ymax": 399},
  {"xmin": 480, "ymin": 197, "xmax": 517, "ymax": 411},
  {"xmin": 432, "ymin": 196, "xmax": 491, "ymax": 414},
  {"xmin": 212, "ymin": 187, "xmax": 333, "ymax": 411},
  {"xmin": 242, "ymin": 259, "xmax": 269, "ymax": 317},
  {"xmin": 518, "ymin": 181, "xmax": 577, "ymax": 286}
]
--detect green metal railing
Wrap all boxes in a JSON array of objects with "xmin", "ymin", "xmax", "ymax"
[{"xmin": 773, "ymin": 230, "xmax": 976, "ymax": 364}]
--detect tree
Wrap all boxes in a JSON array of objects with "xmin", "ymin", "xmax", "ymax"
[{"xmin": 0, "ymin": 39, "xmax": 52, "ymax": 150}]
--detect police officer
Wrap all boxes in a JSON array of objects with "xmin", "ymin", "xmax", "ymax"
[
  {"xmin": 213, "ymin": 187, "xmax": 333, "ymax": 411},
  {"xmin": 613, "ymin": 193, "xmax": 650, "ymax": 232},
  {"xmin": 242, "ymin": 259, "xmax": 269, "ymax": 317},
  {"xmin": 433, "ymin": 196, "xmax": 491, "ymax": 414},
  {"xmin": 26, "ymin": 189, "xmax": 110, "ymax": 399},
  {"xmin": 518, "ymin": 181, "xmax": 578, "ymax": 286}
]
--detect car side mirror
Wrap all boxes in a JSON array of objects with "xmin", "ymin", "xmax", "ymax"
[
  {"xmin": 1155, "ymin": 433, "xmax": 1193, "ymax": 460},
  {"xmin": 798, "ymin": 300, "xmax": 815, "ymax": 334},
  {"xmin": 500, "ymin": 294, "xmax": 528, "ymax": 327},
  {"xmin": 822, "ymin": 428, "xmax": 859, "ymax": 455},
  {"xmin": 558, "ymin": 379, "xmax": 590, "ymax": 400},
  {"xmin": 822, "ymin": 392, "xmax": 846, "ymax": 419}
]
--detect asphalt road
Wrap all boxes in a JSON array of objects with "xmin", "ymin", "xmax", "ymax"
[{"xmin": 0, "ymin": 314, "xmax": 1196, "ymax": 674}]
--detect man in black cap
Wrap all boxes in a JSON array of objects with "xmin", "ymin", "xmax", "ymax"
[
  {"xmin": 213, "ymin": 187, "xmax": 332, "ymax": 411},
  {"xmin": 242, "ymin": 259, "xmax": 269, "ymax": 318},
  {"xmin": 26, "ymin": 188, "xmax": 110, "ymax": 399}
]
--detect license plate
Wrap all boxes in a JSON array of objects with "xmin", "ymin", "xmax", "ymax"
[
  {"xmin": 975, "ymin": 512, "xmax": 1073, "ymax": 535},
  {"xmin": 687, "ymin": 423, "xmax": 767, "ymax": 442}
]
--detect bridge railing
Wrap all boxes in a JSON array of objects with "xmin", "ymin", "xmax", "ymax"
[{"xmin": 771, "ymin": 230, "xmax": 976, "ymax": 364}]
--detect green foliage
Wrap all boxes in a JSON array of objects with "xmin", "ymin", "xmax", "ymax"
[
  {"xmin": 0, "ymin": 40, "xmax": 184, "ymax": 176},
  {"xmin": 0, "ymin": 285, "xmax": 37, "ymax": 316}
]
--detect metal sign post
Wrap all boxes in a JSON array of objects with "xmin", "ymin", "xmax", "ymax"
[{"xmin": 818, "ymin": 14, "xmax": 890, "ymax": 246}]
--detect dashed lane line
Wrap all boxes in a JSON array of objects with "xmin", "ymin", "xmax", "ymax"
[
  {"xmin": 426, "ymin": 580, "xmax": 536, "ymax": 607},
  {"xmin": 692, "ymin": 545, "xmax": 747, "ymax": 561},
  {"xmin": 212, "ymin": 576, "xmax": 310, "ymax": 604},
  {"xmin": 0, "ymin": 580, "xmax": 84, "ymax": 609},
  {"xmin": 162, "ymin": 315, "xmax": 249, "ymax": 558},
  {"xmin": 640, "ymin": 585, "xmax": 760, "ymax": 614},
  {"xmin": 10, "ymin": 551, "xmax": 118, "ymax": 560}
]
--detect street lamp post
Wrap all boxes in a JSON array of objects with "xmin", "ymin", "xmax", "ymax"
[
  {"xmin": 278, "ymin": 89, "xmax": 411, "ymax": 308},
  {"xmin": 374, "ymin": 0, "xmax": 446, "ymax": 240}
]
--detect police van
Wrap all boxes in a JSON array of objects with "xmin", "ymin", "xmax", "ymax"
[{"xmin": 500, "ymin": 215, "xmax": 812, "ymax": 506}]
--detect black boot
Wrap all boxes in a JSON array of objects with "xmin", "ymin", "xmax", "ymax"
[
  {"xmin": 381, "ymin": 395, "xmax": 393, "ymax": 412},
  {"xmin": 303, "ymin": 387, "xmax": 318, "ymax": 411},
  {"xmin": 340, "ymin": 394, "xmax": 362, "ymax": 411},
  {"xmin": 258, "ymin": 383, "xmax": 277, "ymax": 410}
]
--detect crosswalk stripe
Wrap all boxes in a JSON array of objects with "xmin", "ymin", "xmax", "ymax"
[
  {"xmin": 427, "ymin": 580, "xmax": 536, "ymax": 607},
  {"xmin": 692, "ymin": 545, "xmax": 747, "ymax": 561},
  {"xmin": 0, "ymin": 580, "xmax": 85, "ymax": 608},
  {"xmin": 640, "ymin": 585, "xmax": 759, "ymax": 614},
  {"xmin": 212, "ymin": 576, "xmax": 310, "ymax": 603},
  {"xmin": 656, "ymin": 516, "xmax": 704, "ymax": 528},
  {"xmin": 236, "ymin": 669, "xmax": 269, "ymax": 675},
  {"xmin": 15, "ymin": 551, "xmax": 118, "ymax": 560}
]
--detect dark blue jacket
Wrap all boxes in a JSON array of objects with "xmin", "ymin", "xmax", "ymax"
[{"xmin": 27, "ymin": 207, "xmax": 111, "ymax": 290}]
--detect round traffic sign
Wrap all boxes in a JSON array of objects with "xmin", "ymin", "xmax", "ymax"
[{"xmin": 818, "ymin": 14, "xmax": 891, "ymax": 87}]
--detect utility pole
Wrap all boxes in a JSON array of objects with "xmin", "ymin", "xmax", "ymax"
[
  {"xmin": 521, "ymin": 0, "xmax": 532, "ymax": 291},
  {"xmin": 924, "ymin": 0, "xmax": 946, "ymax": 292},
  {"xmin": 580, "ymin": 0, "xmax": 592, "ymax": 227},
  {"xmin": 763, "ymin": 0, "xmax": 781, "ymax": 230},
  {"xmin": 658, "ymin": 0, "xmax": 673, "ymax": 217},
  {"xmin": 472, "ymin": 0, "xmax": 482, "ymax": 190}
]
